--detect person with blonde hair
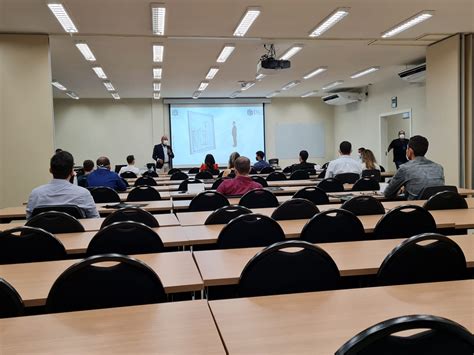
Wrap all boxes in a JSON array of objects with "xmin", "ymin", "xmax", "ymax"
[
  {"xmin": 222, "ymin": 152, "xmax": 240, "ymax": 178},
  {"xmin": 361, "ymin": 149, "xmax": 380, "ymax": 171}
]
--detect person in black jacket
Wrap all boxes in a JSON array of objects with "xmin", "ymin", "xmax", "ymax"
[
  {"xmin": 387, "ymin": 130, "xmax": 409, "ymax": 169},
  {"xmin": 291, "ymin": 150, "xmax": 316, "ymax": 172},
  {"xmin": 152, "ymin": 135, "xmax": 174, "ymax": 172}
]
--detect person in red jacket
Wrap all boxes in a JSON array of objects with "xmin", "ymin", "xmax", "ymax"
[
  {"xmin": 217, "ymin": 156, "xmax": 262, "ymax": 196},
  {"xmin": 200, "ymin": 154, "xmax": 219, "ymax": 175}
]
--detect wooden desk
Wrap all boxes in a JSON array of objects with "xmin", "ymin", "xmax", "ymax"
[
  {"xmin": 194, "ymin": 235, "xmax": 474, "ymax": 287},
  {"xmin": 0, "ymin": 251, "xmax": 203, "ymax": 307},
  {"xmin": 172, "ymin": 195, "xmax": 293, "ymax": 211},
  {"xmin": 118, "ymin": 190, "xmax": 172, "ymax": 201},
  {"xmin": 209, "ymin": 280, "xmax": 473, "ymax": 354},
  {"xmin": 0, "ymin": 300, "xmax": 225, "ymax": 354}
]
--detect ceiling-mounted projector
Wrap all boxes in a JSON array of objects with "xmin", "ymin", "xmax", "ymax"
[{"xmin": 257, "ymin": 44, "xmax": 291, "ymax": 76}]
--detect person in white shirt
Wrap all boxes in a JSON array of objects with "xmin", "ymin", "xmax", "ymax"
[
  {"xmin": 360, "ymin": 149, "xmax": 381, "ymax": 171},
  {"xmin": 118, "ymin": 155, "xmax": 140, "ymax": 176},
  {"xmin": 326, "ymin": 141, "xmax": 363, "ymax": 178}
]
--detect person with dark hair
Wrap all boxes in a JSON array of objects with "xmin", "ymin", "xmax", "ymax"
[
  {"xmin": 387, "ymin": 130, "xmax": 409, "ymax": 169},
  {"xmin": 384, "ymin": 135, "xmax": 444, "ymax": 200},
  {"xmin": 77, "ymin": 159, "xmax": 95, "ymax": 187},
  {"xmin": 200, "ymin": 154, "xmax": 219, "ymax": 175},
  {"xmin": 26, "ymin": 151, "xmax": 99, "ymax": 219},
  {"xmin": 326, "ymin": 141, "xmax": 362, "ymax": 178},
  {"xmin": 253, "ymin": 150, "xmax": 270, "ymax": 171},
  {"xmin": 55, "ymin": 148, "xmax": 63, "ymax": 154},
  {"xmin": 217, "ymin": 156, "xmax": 262, "ymax": 196},
  {"xmin": 118, "ymin": 155, "xmax": 140, "ymax": 176},
  {"xmin": 152, "ymin": 135, "xmax": 174, "ymax": 173},
  {"xmin": 87, "ymin": 156, "xmax": 127, "ymax": 191},
  {"xmin": 357, "ymin": 147, "xmax": 366, "ymax": 162},
  {"xmin": 291, "ymin": 150, "xmax": 319, "ymax": 172}
]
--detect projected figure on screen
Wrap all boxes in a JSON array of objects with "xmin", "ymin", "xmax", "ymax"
[{"xmin": 232, "ymin": 121, "xmax": 237, "ymax": 147}]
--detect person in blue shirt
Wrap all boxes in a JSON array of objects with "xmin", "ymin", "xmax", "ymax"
[
  {"xmin": 87, "ymin": 156, "xmax": 127, "ymax": 191},
  {"xmin": 253, "ymin": 150, "xmax": 270, "ymax": 171}
]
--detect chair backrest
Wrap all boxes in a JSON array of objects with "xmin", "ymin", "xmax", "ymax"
[
  {"xmin": 336, "ymin": 315, "xmax": 474, "ymax": 355},
  {"xmin": 238, "ymin": 240, "xmax": 340, "ymax": 297},
  {"xmin": 189, "ymin": 191, "xmax": 230, "ymax": 212},
  {"xmin": 250, "ymin": 175, "xmax": 268, "ymax": 187},
  {"xmin": 266, "ymin": 172, "xmax": 287, "ymax": 181},
  {"xmin": 0, "ymin": 278, "xmax": 24, "ymax": 318},
  {"xmin": 260, "ymin": 166, "xmax": 275, "ymax": 174},
  {"xmin": 423, "ymin": 191, "xmax": 468, "ymax": 211},
  {"xmin": 169, "ymin": 171, "xmax": 189, "ymax": 180},
  {"xmin": 341, "ymin": 196, "xmax": 385, "ymax": 216},
  {"xmin": 300, "ymin": 209, "xmax": 365, "ymax": 243},
  {"xmin": 289, "ymin": 170, "xmax": 310, "ymax": 180},
  {"xmin": 361, "ymin": 169, "xmax": 381, "ymax": 182},
  {"xmin": 32, "ymin": 205, "xmax": 85, "ymax": 219},
  {"xmin": 292, "ymin": 186, "xmax": 329, "ymax": 205},
  {"xmin": 282, "ymin": 166, "xmax": 292, "ymax": 174},
  {"xmin": 211, "ymin": 178, "xmax": 225, "ymax": 190},
  {"xmin": 195, "ymin": 171, "xmax": 213, "ymax": 180},
  {"xmin": 142, "ymin": 170, "xmax": 158, "ymax": 178},
  {"xmin": 46, "ymin": 254, "xmax": 166, "ymax": 313},
  {"xmin": 205, "ymin": 205, "xmax": 252, "ymax": 224},
  {"xmin": 271, "ymin": 198, "xmax": 320, "ymax": 220},
  {"xmin": 335, "ymin": 172, "xmax": 360, "ymax": 184},
  {"xmin": 418, "ymin": 185, "xmax": 458, "ymax": 200},
  {"xmin": 373, "ymin": 205, "xmax": 437, "ymax": 240},
  {"xmin": 268, "ymin": 158, "xmax": 279, "ymax": 165},
  {"xmin": 377, "ymin": 233, "xmax": 467, "ymax": 286},
  {"xmin": 239, "ymin": 189, "xmax": 279, "ymax": 208},
  {"xmin": 26, "ymin": 211, "xmax": 85, "ymax": 234},
  {"xmin": 133, "ymin": 176, "xmax": 157, "ymax": 187},
  {"xmin": 88, "ymin": 221, "xmax": 164, "ymax": 256},
  {"xmin": 317, "ymin": 178, "xmax": 344, "ymax": 192},
  {"xmin": 120, "ymin": 171, "xmax": 137, "ymax": 179},
  {"xmin": 146, "ymin": 163, "xmax": 156, "ymax": 171},
  {"xmin": 217, "ymin": 213, "xmax": 285, "ymax": 249},
  {"xmin": 352, "ymin": 178, "xmax": 380, "ymax": 192},
  {"xmin": 318, "ymin": 169, "xmax": 326, "ymax": 179},
  {"xmin": 100, "ymin": 207, "xmax": 159, "ymax": 228},
  {"xmin": 0, "ymin": 226, "xmax": 67, "ymax": 264},
  {"xmin": 115, "ymin": 164, "xmax": 126, "ymax": 173},
  {"xmin": 178, "ymin": 178, "xmax": 203, "ymax": 192},
  {"xmin": 90, "ymin": 186, "xmax": 121, "ymax": 202},
  {"xmin": 126, "ymin": 186, "xmax": 161, "ymax": 202},
  {"xmin": 249, "ymin": 167, "xmax": 258, "ymax": 174},
  {"xmin": 187, "ymin": 167, "xmax": 200, "ymax": 174},
  {"xmin": 167, "ymin": 168, "xmax": 181, "ymax": 175}
]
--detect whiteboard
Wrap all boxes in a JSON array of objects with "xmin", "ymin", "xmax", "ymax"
[{"xmin": 275, "ymin": 123, "xmax": 326, "ymax": 159}]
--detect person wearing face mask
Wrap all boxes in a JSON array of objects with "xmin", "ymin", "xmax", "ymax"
[
  {"xmin": 152, "ymin": 135, "xmax": 175, "ymax": 173},
  {"xmin": 387, "ymin": 130, "xmax": 409, "ymax": 169}
]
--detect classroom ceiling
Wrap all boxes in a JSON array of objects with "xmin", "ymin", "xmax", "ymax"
[{"xmin": 1, "ymin": 0, "xmax": 473, "ymax": 99}]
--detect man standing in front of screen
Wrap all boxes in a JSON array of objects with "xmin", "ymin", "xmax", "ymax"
[{"xmin": 152, "ymin": 135, "xmax": 174, "ymax": 173}]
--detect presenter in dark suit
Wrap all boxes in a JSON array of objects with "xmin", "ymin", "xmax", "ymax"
[{"xmin": 152, "ymin": 135, "xmax": 174, "ymax": 172}]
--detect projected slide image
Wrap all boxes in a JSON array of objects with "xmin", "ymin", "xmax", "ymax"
[{"xmin": 188, "ymin": 111, "xmax": 216, "ymax": 154}]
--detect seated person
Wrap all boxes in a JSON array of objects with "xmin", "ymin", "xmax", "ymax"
[
  {"xmin": 118, "ymin": 155, "xmax": 140, "ymax": 176},
  {"xmin": 358, "ymin": 147, "xmax": 366, "ymax": 162},
  {"xmin": 200, "ymin": 154, "xmax": 219, "ymax": 175},
  {"xmin": 77, "ymin": 159, "xmax": 94, "ymax": 187},
  {"xmin": 222, "ymin": 152, "xmax": 240, "ymax": 178},
  {"xmin": 26, "ymin": 151, "xmax": 99, "ymax": 219},
  {"xmin": 384, "ymin": 135, "xmax": 444, "ymax": 200},
  {"xmin": 217, "ymin": 156, "xmax": 262, "ymax": 196},
  {"xmin": 87, "ymin": 156, "xmax": 127, "ymax": 191},
  {"xmin": 326, "ymin": 141, "xmax": 362, "ymax": 178},
  {"xmin": 360, "ymin": 149, "xmax": 380, "ymax": 171},
  {"xmin": 291, "ymin": 150, "xmax": 320, "ymax": 172},
  {"xmin": 253, "ymin": 150, "xmax": 270, "ymax": 171}
]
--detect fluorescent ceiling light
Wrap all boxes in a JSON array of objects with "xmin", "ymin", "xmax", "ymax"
[
  {"xmin": 205, "ymin": 67, "xmax": 220, "ymax": 80},
  {"xmin": 111, "ymin": 93, "xmax": 120, "ymax": 100},
  {"xmin": 75, "ymin": 43, "xmax": 96, "ymax": 61},
  {"xmin": 47, "ymin": 3, "xmax": 78, "ymax": 33},
  {"xmin": 381, "ymin": 11, "xmax": 434, "ymax": 38},
  {"xmin": 153, "ymin": 82, "xmax": 161, "ymax": 91},
  {"xmin": 266, "ymin": 91, "xmax": 280, "ymax": 98},
  {"xmin": 350, "ymin": 66, "xmax": 380, "ymax": 79},
  {"xmin": 153, "ymin": 44, "xmax": 164, "ymax": 62},
  {"xmin": 281, "ymin": 80, "xmax": 301, "ymax": 91},
  {"xmin": 154, "ymin": 92, "xmax": 161, "ymax": 99},
  {"xmin": 216, "ymin": 45, "xmax": 235, "ymax": 63},
  {"xmin": 153, "ymin": 67, "xmax": 162, "ymax": 79},
  {"xmin": 303, "ymin": 67, "xmax": 328, "ymax": 80},
  {"xmin": 92, "ymin": 67, "xmax": 107, "ymax": 79},
  {"xmin": 103, "ymin": 81, "xmax": 115, "ymax": 91},
  {"xmin": 256, "ymin": 73, "xmax": 266, "ymax": 80},
  {"xmin": 241, "ymin": 82, "xmax": 255, "ymax": 91},
  {"xmin": 322, "ymin": 80, "xmax": 343, "ymax": 90},
  {"xmin": 301, "ymin": 91, "xmax": 318, "ymax": 98},
  {"xmin": 230, "ymin": 91, "xmax": 241, "ymax": 98},
  {"xmin": 52, "ymin": 81, "xmax": 67, "ymax": 91},
  {"xmin": 198, "ymin": 81, "xmax": 209, "ymax": 91},
  {"xmin": 233, "ymin": 7, "xmax": 261, "ymax": 37},
  {"xmin": 192, "ymin": 91, "xmax": 201, "ymax": 99},
  {"xmin": 151, "ymin": 4, "xmax": 166, "ymax": 35},
  {"xmin": 66, "ymin": 91, "xmax": 79, "ymax": 100},
  {"xmin": 309, "ymin": 8, "xmax": 349, "ymax": 37},
  {"xmin": 279, "ymin": 45, "xmax": 303, "ymax": 60}
]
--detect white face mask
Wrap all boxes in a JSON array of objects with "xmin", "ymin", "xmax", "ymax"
[
  {"xmin": 399, "ymin": 134, "xmax": 405, "ymax": 139},
  {"xmin": 163, "ymin": 140, "xmax": 169, "ymax": 145}
]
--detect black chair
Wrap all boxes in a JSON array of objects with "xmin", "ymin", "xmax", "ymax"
[
  {"xmin": 377, "ymin": 233, "xmax": 467, "ymax": 286},
  {"xmin": 115, "ymin": 164, "xmax": 127, "ymax": 173},
  {"xmin": 352, "ymin": 178, "xmax": 380, "ymax": 192},
  {"xmin": 87, "ymin": 221, "xmax": 164, "ymax": 256},
  {"xmin": 300, "ymin": 209, "xmax": 365, "ymax": 243},
  {"xmin": 100, "ymin": 207, "xmax": 159, "ymax": 228},
  {"xmin": 318, "ymin": 178, "xmax": 344, "ymax": 192},
  {"xmin": 126, "ymin": 186, "xmax": 161, "ymax": 202},
  {"xmin": 178, "ymin": 178, "xmax": 203, "ymax": 192},
  {"xmin": 195, "ymin": 171, "xmax": 213, "ymax": 180},
  {"xmin": 142, "ymin": 170, "xmax": 158, "ymax": 178},
  {"xmin": 205, "ymin": 205, "xmax": 252, "ymax": 225},
  {"xmin": 146, "ymin": 163, "xmax": 156, "ymax": 171},
  {"xmin": 238, "ymin": 240, "xmax": 340, "ymax": 297},
  {"xmin": 239, "ymin": 189, "xmax": 279, "ymax": 208},
  {"xmin": 90, "ymin": 186, "xmax": 121, "ymax": 202},
  {"xmin": 188, "ymin": 167, "xmax": 200, "ymax": 174},
  {"xmin": 120, "ymin": 171, "xmax": 137, "ymax": 179},
  {"xmin": 170, "ymin": 171, "xmax": 188, "ymax": 180},
  {"xmin": 251, "ymin": 175, "xmax": 268, "ymax": 187},
  {"xmin": 167, "ymin": 168, "xmax": 181, "ymax": 175},
  {"xmin": 335, "ymin": 173, "xmax": 360, "ymax": 184},
  {"xmin": 211, "ymin": 178, "xmax": 225, "ymax": 190},
  {"xmin": 362, "ymin": 169, "xmax": 381, "ymax": 182},
  {"xmin": 271, "ymin": 198, "xmax": 319, "ymax": 220},
  {"xmin": 134, "ymin": 176, "xmax": 157, "ymax": 187},
  {"xmin": 423, "ymin": 191, "xmax": 468, "ymax": 210},
  {"xmin": 418, "ymin": 185, "xmax": 458, "ymax": 200},
  {"xmin": 32, "ymin": 204, "xmax": 85, "ymax": 219},
  {"xmin": 189, "ymin": 191, "xmax": 230, "ymax": 212},
  {"xmin": 26, "ymin": 211, "xmax": 85, "ymax": 234},
  {"xmin": 373, "ymin": 205, "xmax": 436, "ymax": 240},
  {"xmin": 322, "ymin": 162, "xmax": 329, "ymax": 169},
  {"xmin": 341, "ymin": 196, "xmax": 385, "ymax": 216},
  {"xmin": 282, "ymin": 166, "xmax": 292, "ymax": 174},
  {"xmin": 289, "ymin": 170, "xmax": 310, "ymax": 180},
  {"xmin": 0, "ymin": 226, "xmax": 67, "ymax": 264},
  {"xmin": 268, "ymin": 158, "xmax": 279, "ymax": 166},
  {"xmin": 266, "ymin": 172, "xmax": 287, "ymax": 181},
  {"xmin": 293, "ymin": 186, "xmax": 329, "ymax": 205},
  {"xmin": 336, "ymin": 314, "xmax": 474, "ymax": 355},
  {"xmin": 317, "ymin": 169, "xmax": 326, "ymax": 179},
  {"xmin": 249, "ymin": 167, "xmax": 258, "ymax": 174},
  {"xmin": 46, "ymin": 254, "xmax": 166, "ymax": 313},
  {"xmin": 260, "ymin": 166, "xmax": 275, "ymax": 174},
  {"xmin": 217, "ymin": 214, "xmax": 285, "ymax": 249},
  {"xmin": 0, "ymin": 278, "xmax": 24, "ymax": 318}
]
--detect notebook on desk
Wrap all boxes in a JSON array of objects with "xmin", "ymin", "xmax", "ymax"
[{"xmin": 103, "ymin": 202, "xmax": 148, "ymax": 209}]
